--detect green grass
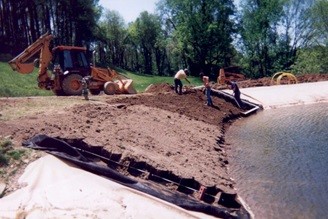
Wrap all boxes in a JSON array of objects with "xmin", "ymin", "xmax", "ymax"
[
  {"xmin": 0, "ymin": 62, "xmax": 53, "ymax": 97},
  {"xmin": 0, "ymin": 139, "xmax": 26, "ymax": 166},
  {"xmin": 117, "ymin": 68, "xmax": 202, "ymax": 92},
  {"xmin": 0, "ymin": 61, "xmax": 202, "ymax": 97}
]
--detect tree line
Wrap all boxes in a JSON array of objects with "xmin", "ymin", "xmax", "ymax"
[{"xmin": 1, "ymin": 0, "xmax": 327, "ymax": 78}]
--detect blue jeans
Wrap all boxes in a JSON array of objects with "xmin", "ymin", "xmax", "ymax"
[
  {"xmin": 234, "ymin": 91, "xmax": 244, "ymax": 108},
  {"xmin": 205, "ymin": 87, "xmax": 213, "ymax": 106}
]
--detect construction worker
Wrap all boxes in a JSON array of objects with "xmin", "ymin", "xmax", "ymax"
[
  {"xmin": 226, "ymin": 80, "xmax": 244, "ymax": 109},
  {"xmin": 81, "ymin": 76, "xmax": 91, "ymax": 100},
  {"xmin": 174, "ymin": 68, "xmax": 190, "ymax": 95},
  {"xmin": 200, "ymin": 72, "xmax": 213, "ymax": 106}
]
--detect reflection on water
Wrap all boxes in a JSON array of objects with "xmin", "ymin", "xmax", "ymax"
[{"xmin": 226, "ymin": 103, "xmax": 328, "ymax": 219}]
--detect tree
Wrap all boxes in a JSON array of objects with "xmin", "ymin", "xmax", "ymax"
[
  {"xmin": 309, "ymin": 0, "xmax": 328, "ymax": 45},
  {"xmin": 238, "ymin": 0, "xmax": 286, "ymax": 78},
  {"xmin": 98, "ymin": 9, "xmax": 126, "ymax": 67},
  {"xmin": 158, "ymin": 0, "xmax": 236, "ymax": 76},
  {"xmin": 281, "ymin": 0, "xmax": 315, "ymax": 48},
  {"xmin": 71, "ymin": 0, "xmax": 101, "ymax": 46},
  {"xmin": 53, "ymin": 0, "xmax": 100, "ymax": 46},
  {"xmin": 291, "ymin": 0, "xmax": 328, "ymax": 74},
  {"xmin": 292, "ymin": 46, "xmax": 328, "ymax": 74},
  {"xmin": 130, "ymin": 12, "xmax": 162, "ymax": 74},
  {"xmin": 0, "ymin": 0, "xmax": 101, "ymax": 59},
  {"xmin": 275, "ymin": 0, "xmax": 316, "ymax": 72}
]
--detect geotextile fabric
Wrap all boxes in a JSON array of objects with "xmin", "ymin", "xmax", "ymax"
[{"xmin": 0, "ymin": 134, "xmax": 251, "ymax": 219}]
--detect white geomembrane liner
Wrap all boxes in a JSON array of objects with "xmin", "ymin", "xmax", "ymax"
[
  {"xmin": 0, "ymin": 155, "xmax": 216, "ymax": 219},
  {"xmin": 225, "ymin": 81, "xmax": 328, "ymax": 109}
]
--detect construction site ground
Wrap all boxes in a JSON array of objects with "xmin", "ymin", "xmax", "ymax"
[{"xmin": 0, "ymin": 73, "xmax": 327, "ymax": 215}]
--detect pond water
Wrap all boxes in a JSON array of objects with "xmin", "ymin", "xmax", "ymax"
[{"xmin": 226, "ymin": 103, "xmax": 328, "ymax": 219}]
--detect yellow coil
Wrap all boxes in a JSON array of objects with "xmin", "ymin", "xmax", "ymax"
[{"xmin": 271, "ymin": 72, "xmax": 298, "ymax": 85}]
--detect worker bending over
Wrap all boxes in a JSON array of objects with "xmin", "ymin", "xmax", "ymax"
[
  {"xmin": 226, "ymin": 80, "xmax": 244, "ymax": 109},
  {"xmin": 174, "ymin": 69, "xmax": 190, "ymax": 95}
]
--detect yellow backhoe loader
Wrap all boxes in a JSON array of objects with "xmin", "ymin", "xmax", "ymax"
[{"xmin": 8, "ymin": 32, "xmax": 137, "ymax": 96}]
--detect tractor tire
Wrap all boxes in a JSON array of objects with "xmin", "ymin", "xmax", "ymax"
[
  {"xmin": 62, "ymin": 74, "xmax": 83, "ymax": 96},
  {"xmin": 104, "ymin": 81, "xmax": 118, "ymax": 95},
  {"xmin": 90, "ymin": 89, "xmax": 101, "ymax": 95}
]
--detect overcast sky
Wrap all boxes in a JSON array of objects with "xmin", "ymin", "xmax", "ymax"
[{"xmin": 98, "ymin": 0, "xmax": 159, "ymax": 23}]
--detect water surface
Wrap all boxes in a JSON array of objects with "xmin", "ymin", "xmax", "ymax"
[{"xmin": 226, "ymin": 103, "xmax": 328, "ymax": 219}]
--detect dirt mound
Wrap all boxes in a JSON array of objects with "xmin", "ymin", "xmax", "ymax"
[
  {"xmin": 212, "ymin": 73, "xmax": 328, "ymax": 89},
  {"xmin": 144, "ymin": 83, "xmax": 174, "ymax": 93},
  {"xmin": 0, "ymin": 90, "xmax": 242, "ymax": 196},
  {"xmin": 109, "ymin": 89, "xmax": 240, "ymax": 126},
  {"xmin": 297, "ymin": 73, "xmax": 328, "ymax": 83}
]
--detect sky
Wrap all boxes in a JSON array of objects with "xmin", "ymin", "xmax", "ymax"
[{"xmin": 98, "ymin": 0, "xmax": 159, "ymax": 23}]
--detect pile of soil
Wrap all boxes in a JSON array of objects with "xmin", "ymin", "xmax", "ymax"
[
  {"xmin": 0, "ymin": 89, "xmax": 241, "ymax": 200},
  {"xmin": 144, "ymin": 83, "xmax": 174, "ymax": 93},
  {"xmin": 0, "ymin": 73, "xmax": 327, "ymax": 216},
  {"xmin": 213, "ymin": 73, "xmax": 328, "ymax": 89}
]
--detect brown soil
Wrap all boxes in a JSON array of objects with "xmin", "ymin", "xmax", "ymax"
[
  {"xmin": 0, "ymin": 73, "xmax": 327, "ymax": 213},
  {"xmin": 213, "ymin": 73, "xmax": 328, "ymax": 89},
  {"xmin": 0, "ymin": 89, "xmax": 240, "ymax": 194}
]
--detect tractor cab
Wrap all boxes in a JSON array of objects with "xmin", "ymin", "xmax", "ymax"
[{"xmin": 52, "ymin": 46, "xmax": 91, "ymax": 77}]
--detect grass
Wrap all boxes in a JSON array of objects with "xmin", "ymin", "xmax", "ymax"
[
  {"xmin": 0, "ymin": 139, "xmax": 25, "ymax": 167},
  {"xmin": 0, "ymin": 61, "xmax": 202, "ymax": 97},
  {"xmin": 117, "ymin": 68, "xmax": 202, "ymax": 92},
  {"xmin": 0, "ymin": 62, "xmax": 53, "ymax": 97},
  {"xmin": 0, "ymin": 137, "xmax": 30, "ymax": 198}
]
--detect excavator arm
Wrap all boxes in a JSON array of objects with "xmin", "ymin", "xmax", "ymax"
[{"xmin": 8, "ymin": 32, "xmax": 53, "ymax": 89}]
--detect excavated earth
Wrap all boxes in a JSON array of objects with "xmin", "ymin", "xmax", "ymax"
[
  {"xmin": 0, "ymin": 87, "xmax": 240, "ymax": 191},
  {"xmin": 0, "ymin": 73, "xmax": 327, "ymax": 217}
]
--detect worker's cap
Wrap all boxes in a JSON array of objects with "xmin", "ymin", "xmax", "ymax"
[{"xmin": 184, "ymin": 68, "xmax": 189, "ymax": 73}]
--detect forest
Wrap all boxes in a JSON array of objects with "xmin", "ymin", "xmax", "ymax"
[{"xmin": 0, "ymin": 0, "xmax": 328, "ymax": 79}]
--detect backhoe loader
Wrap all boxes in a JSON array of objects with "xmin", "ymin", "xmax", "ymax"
[{"xmin": 8, "ymin": 32, "xmax": 137, "ymax": 96}]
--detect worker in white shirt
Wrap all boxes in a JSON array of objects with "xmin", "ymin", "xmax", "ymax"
[{"xmin": 174, "ymin": 68, "xmax": 190, "ymax": 95}]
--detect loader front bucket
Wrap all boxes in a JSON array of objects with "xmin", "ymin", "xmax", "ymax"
[{"xmin": 116, "ymin": 79, "xmax": 137, "ymax": 94}]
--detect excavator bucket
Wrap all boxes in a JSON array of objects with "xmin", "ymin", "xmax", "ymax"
[
  {"xmin": 8, "ymin": 32, "xmax": 53, "ymax": 75},
  {"xmin": 8, "ymin": 62, "xmax": 35, "ymax": 74}
]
